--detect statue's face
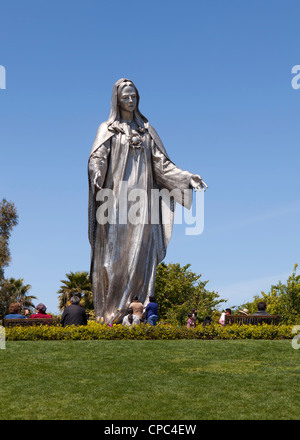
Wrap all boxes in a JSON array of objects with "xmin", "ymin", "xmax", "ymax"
[{"xmin": 118, "ymin": 85, "xmax": 137, "ymax": 113}]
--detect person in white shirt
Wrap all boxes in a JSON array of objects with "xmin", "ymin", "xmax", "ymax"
[{"xmin": 122, "ymin": 308, "xmax": 140, "ymax": 327}]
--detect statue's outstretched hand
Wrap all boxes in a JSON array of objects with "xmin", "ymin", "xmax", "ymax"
[{"xmin": 190, "ymin": 174, "xmax": 208, "ymax": 191}]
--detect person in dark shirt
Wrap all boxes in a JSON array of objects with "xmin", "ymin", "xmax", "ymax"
[
  {"xmin": 145, "ymin": 296, "xmax": 158, "ymax": 326},
  {"xmin": 60, "ymin": 295, "xmax": 88, "ymax": 326},
  {"xmin": 252, "ymin": 302, "xmax": 270, "ymax": 316}
]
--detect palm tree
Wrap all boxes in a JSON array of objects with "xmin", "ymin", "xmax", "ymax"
[
  {"xmin": 6, "ymin": 278, "xmax": 36, "ymax": 308},
  {"xmin": 57, "ymin": 271, "xmax": 93, "ymax": 311},
  {"xmin": 0, "ymin": 277, "xmax": 37, "ymax": 318}
]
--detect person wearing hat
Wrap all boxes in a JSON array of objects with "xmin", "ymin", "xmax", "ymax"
[{"xmin": 30, "ymin": 303, "xmax": 52, "ymax": 319}]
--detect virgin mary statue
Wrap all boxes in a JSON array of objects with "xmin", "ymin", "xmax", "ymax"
[{"xmin": 88, "ymin": 78, "xmax": 207, "ymax": 323}]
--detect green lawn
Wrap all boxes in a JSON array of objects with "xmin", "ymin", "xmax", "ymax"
[{"xmin": 0, "ymin": 340, "xmax": 299, "ymax": 420}]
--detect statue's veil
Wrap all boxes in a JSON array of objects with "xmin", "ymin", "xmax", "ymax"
[
  {"xmin": 88, "ymin": 78, "xmax": 175, "ymax": 263},
  {"xmin": 89, "ymin": 78, "xmax": 169, "ymax": 158}
]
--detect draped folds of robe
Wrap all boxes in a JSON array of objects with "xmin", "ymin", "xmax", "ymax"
[{"xmin": 88, "ymin": 79, "xmax": 194, "ymax": 322}]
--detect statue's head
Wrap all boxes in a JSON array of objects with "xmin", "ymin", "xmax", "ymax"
[
  {"xmin": 108, "ymin": 78, "xmax": 147, "ymax": 127},
  {"xmin": 117, "ymin": 80, "xmax": 138, "ymax": 115}
]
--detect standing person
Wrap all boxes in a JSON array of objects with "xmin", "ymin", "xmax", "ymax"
[
  {"xmin": 191, "ymin": 308, "xmax": 197, "ymax": 319},
  {"xmin": 219, "ymin": 311, "xmax": 226, "ymax": 326},
  {"xmin": 88, "ymin": 78, "xmax": 207, "ymax": 323},
  {"xmin": 219, "ymin": 308, "xmax": 231, "ymax": 326},
  {"xmin": 191, "ymin": 308, "xmax": 198, "ymax": 325},
  {"xmin": 4, "ymin": 303, "xmax": 27, "ymax": 319},
  {"xmin": 122, "ymin": 308, "xmax": 140, "ymax": 327},
  {"xmin": 145, "ymin": 296, "xmax": 158, "ymax": 326},
  {"xmin": 187, "ymin": 313, "xmax": 195, "ymax": 329},
  {"xmin": 129, "ymin": 296, "xmax": 144, "ymax": 321},
  {"xmin": 60, "ymin": 296, "xmax": 87, "ymax": 327},
  {"xmin": 30, "ymin": 303, "xmax": 52, "ymax": 319}
]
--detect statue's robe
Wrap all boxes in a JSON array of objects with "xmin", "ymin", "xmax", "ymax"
[{"xmin": 88, "ymin": 121, "xmax": 193, "ymax": 322}]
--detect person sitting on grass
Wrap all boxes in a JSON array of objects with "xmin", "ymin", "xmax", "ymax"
[
  {"xmin": 30, "ymin": 303, "xmax": 52, "ymax": 319},
  {"xmin": 4, "ymin": 303, "xmax": 27, "ymax": 319},
  {"xmin": 122, "ymin": 308, "xmax": 140, "ymax": 327}
]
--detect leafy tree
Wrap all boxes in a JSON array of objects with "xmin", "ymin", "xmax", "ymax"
[
  {"xmin": 239, "ymin": 264, "xmax": 300, "ymax": 324},
  {"xmin": 0, "ymin": 200, "xmax": 24, "ymax": 319},
  {"xmin": 57, "ymin": 271, "xmax": 93, "ymax": 310},
  {"xmin": 0, "ymin": 277, "xmax": 36, "ymax": 319},
  {"xmin": 0, "ymin": 199, "xmax": 18, "ymax": 281},
  {"xmin": 154, "ymin": 262, "xmax": 226, "ymax": 325}
]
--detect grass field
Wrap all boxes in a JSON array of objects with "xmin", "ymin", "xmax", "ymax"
[{"xmin": 0, "ymin": 340, "xmax": 299, "ymax": 420}]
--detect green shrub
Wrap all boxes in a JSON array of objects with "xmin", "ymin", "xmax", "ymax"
[
  {"xmin": 4, "ymin": 321, "xmax": 295, "ymax": 341},
  {"xmin": 238, "ymin": 264, "xmax": 300, "ymax": 324}
]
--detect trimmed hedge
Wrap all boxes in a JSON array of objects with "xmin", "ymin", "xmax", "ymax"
[{"xmin": 4, "ymin": 322, "xmax": 295, "ymax": 341}]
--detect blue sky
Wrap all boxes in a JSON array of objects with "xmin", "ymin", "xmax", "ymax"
[{"xmin": 1, "ymin": 0, "xmax": 300, "ymax": 314}]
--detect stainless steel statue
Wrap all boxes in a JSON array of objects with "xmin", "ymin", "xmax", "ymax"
[{"xmin": 88, "ymin": 78, "xmax": 207, "ymax": 323}]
